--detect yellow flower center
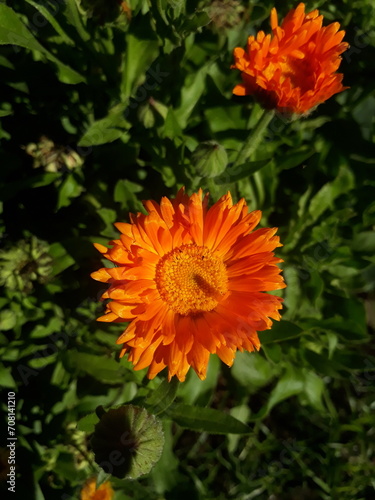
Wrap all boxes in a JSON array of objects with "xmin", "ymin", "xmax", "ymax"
[{"xmin": 155, "ymin": 244, "xmax": 228, "ymax": 316}]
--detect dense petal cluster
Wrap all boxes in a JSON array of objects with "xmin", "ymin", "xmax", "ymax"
[
  {"xmin": 232, "ymin": 3, "xmax": 349, "ymax": 114},
  {"xmin": 92, "ymin": 189, "xmax": 286, "ymax": 382}
]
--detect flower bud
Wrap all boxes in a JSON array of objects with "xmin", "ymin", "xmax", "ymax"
[
  {"xmin": 192, "ymin": 141, "xmax": 228, "ymax": 178},
  {"xmin": 91, "ymin": 405, "xmax": 164, "ymax": 479}
]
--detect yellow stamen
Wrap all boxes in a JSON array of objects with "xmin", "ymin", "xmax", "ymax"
[{"xmin": 155, "ymin": 244, "xmax": 228, "ymax": 315}]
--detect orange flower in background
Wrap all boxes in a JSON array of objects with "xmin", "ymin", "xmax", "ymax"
[
  {"xmin": 232, "ymin": 3, "xmax": 349, "ymax": 114},
  {"xmin": 92, "ymin": 189, "xmax": 285, "ymax": 382},
  {"xmin": 80, "ymin": 477, "xmax": 114, "ymax": 500}
]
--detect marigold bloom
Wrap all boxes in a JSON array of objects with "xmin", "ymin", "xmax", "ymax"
[
  {"xmin": 80, "ymin": 477, "xmax": 114, "ymax": 500},
  {"xmin": 91, "ymin": 189, "xmax": 285, "ymax": 382},
  {"xmin": 232, "ymin": 3, "xmax": 349, "ymax": 114}
]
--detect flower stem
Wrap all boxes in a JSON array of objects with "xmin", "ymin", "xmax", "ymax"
[{"xmin": 232, "ymin": 109, "xmax": 275, "ymax": 169}]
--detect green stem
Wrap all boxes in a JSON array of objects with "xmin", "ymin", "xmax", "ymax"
[
  {"xmin": 207, "ymin": 177, "xmax": 219, "ymax": 199},
  {"xmin": 233, "ymin": 109, "xmax": 275, "ymax": 169}
]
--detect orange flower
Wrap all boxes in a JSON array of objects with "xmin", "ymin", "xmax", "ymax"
[
  {"xmin": 91, "ymin": 189, "xmax": 285, "ymax": 382},
  {"xmin": 232, "ymin": 3, "xmax": 349, "ymax": 114},
  {"xmin": 80, "ymin": 477, "xmax": 114, "ymax": 500}
]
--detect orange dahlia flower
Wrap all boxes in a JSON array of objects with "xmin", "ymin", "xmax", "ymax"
[
  {"xmin": 232, "ymin": 3, "xmax": 349, "ymax": 114},
  {"xmin": 80, "ymin": 477, "xmax": 114, "ymax": 500},
  {"xmin": 91, "ymin": 189, "xmax": 285, "ymax": 382}
]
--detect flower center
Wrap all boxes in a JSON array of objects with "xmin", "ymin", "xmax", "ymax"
[
  {"xmin": 155, "ymin": 244, "xmax": 228, "ymax": 316},
  {"xmin": 279, "ymin": 54, "xmax": 315, "ymax": 93}
]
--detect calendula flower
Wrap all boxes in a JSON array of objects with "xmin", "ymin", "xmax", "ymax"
[
  {"xmin": 91, "ymin": 189, "xmax": 285, "ymax": 382},
  {"xmin": 80, "ymin": 477, "xmax": 114, "ymax": 500},
  {"xmin": 232, "ymin": 3, "xmax": 349, "ymax": 114}
]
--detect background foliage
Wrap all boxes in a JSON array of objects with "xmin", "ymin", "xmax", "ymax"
[{"xmin": 0, "ymin": 0, "xmax": 374, "ymax": 499}]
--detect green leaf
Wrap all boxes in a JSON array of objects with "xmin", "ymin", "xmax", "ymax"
[
  {"xmin": 63, "ymin": 0, "xmax": 90, "ymax": 42},
  {"xmin": 0, "ymin": 309, "xmax": 17, "ymax": 331},
  {"xmin": 308, "ymin": 164, "xmax": 355, "ymax": 222},
  {"xmin": 96, "ymin": 470, "xmax": 111, "ymax": 489},
  {"xmin": 351, "ymin": 231, "xmax": 375, "ymax": 253},
  {"xmin": 62, "ymin": 350, "xmax": 128, "ymax": 384},
  {"xmin": 0, "ymin": 173, "xmax": 60, "ymax": 201},
  {"xmin": 121, "ymin": 33, "xmax": 160, "ymax": 99},
  {"xmin": 76, "ymin": 412, "xmax": 100, "ymax": 433},
  {"xmin": 78, "ymin": 105, "xmax": 130, "ymax": 147},
  {"xmin": 0, "ymin": 54, "xmax": 14, "ymax": 69},
  {"xmin": 162, "ymin": 108, "xmax": 183, "ymax": 139},
  {"xmin": 303, "ymin": 315, "xmax": 368, "ymax": 342},
  {"xmin": 150, "ymin": 421, "xmax": 179, "ymax": 494},
  {"xmin": 259, "ymin": 320, "xmax": 303, "ymax": 344},
  {"xmin": 276, "ymin": 147, "xmax": 315, "ymax": 171},
  {"xmin": 216, "ymin": 159, "xmax": 270, "ymax": 184},
  {"xmin": 251, "ymin": 367, "xmax": 305, "ymax": 420},
  {"xmin": 30, "ymin": 317, "xmax": 64, "ymax": 339},
  {"xmin": 49, "ymin": 243, "xmax": 75, "ymax": 276},
  {"xmin": 205, "ymin": 106, "xmax": 247, "ymax": 133},
  {"xmin": 97, "ymin": 207, "xmax": 118, "ymax": 237},
  {"xmin": 178, "ymin": 355, "xmax": 220, "ymax": 405},
  {"xmin": 114, "ymin": 179, "xmax": 144, "ymax": 211},
  {"xmin": 145, "ymin": 377, "xmax": 179, "ymax": 415},
  {"xmin": 181, "ymin": 11, "xmax": 211, "ymax": 32},
  {"xmin": 168, "ymin": 404, "xmax": 252, "ymax": 434},
  {"xmin": 25, "ymin": 0, "xmax": 75, "ymax": 45},
  {"xmin": 57, "ymin": 173, "xmax": 84, "ymax": 210},
  {"xmin": 174, "ymin": 65, "xmax": 208, "ymax": 128},
  {"xmin": 0, "ymin": 5, "xmax": 85, "ymax": 84},
  {"xmin": 0, "ymin": 363, "xmax": 16, "ymax": 388},
  {"xmin": 0, "ymin": 4, "xmax": 48, "ymax": 52},
  {"xmin": 0, "ymin": 108, "xmax": 13, "ymax": 117},
  {"xmin": 300, "ymin": 371, "xmax": 325, "ymax": 412},
  {"xmin": 231, "ymin": 352, "xmax": 276, "ymax": 391}
]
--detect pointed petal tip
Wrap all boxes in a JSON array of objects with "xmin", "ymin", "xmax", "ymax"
[{"xmin": 93, "ymin": 242, "xmax": 108, "ymax": 253}]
